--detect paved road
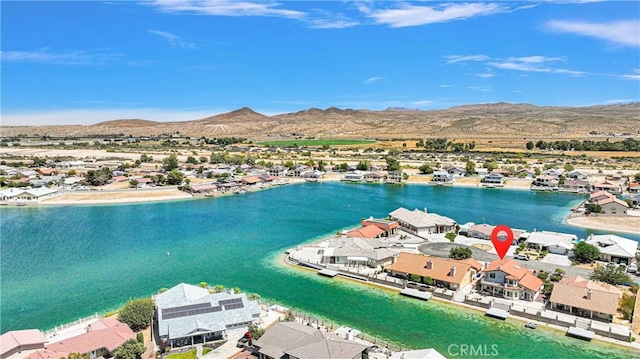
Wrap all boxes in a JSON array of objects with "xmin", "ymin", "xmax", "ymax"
[{"xmin": 418, "ymin": 242, "xmax": 593, "ymax": 277}]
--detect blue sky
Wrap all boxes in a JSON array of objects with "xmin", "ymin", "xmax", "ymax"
[{"xmin": 1, "ymin": 1, "xmax": 639, "ymax": 125}]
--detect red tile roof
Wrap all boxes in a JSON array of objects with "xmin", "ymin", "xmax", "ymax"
[
  {"xmin": 387, "ymin": 252, "xmax": 473, "ymax": 285},
  {"xmin": 1, "ymin": 330, "xmax": 47, "ymax": 357},
  {"xmin": 347, "ymin": 225, "xmax": 385, "ymax": 238},
  {"xmin": 27, "ymin": 318, "xmax": 135, "ymax": 359},
  {"xmin": 482, "ymin": 258, "xmax": 543, "ymax": 292}
]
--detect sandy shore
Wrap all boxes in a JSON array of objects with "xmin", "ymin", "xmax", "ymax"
[
  {"xmin": 41, "ymin": 188, "xmax": 193, "ymax": 205},
  {"xmin": 566, "ymin": 215, "xmax": 640, "ymax": 235}
]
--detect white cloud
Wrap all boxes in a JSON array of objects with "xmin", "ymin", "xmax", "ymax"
[
  {"xmin": 148, "ymin": 30, "xmax": 196, "ymax": 49},
  {"xmin": 545, "ymin": 20, "xmax": 640, "ymax": 47},
  {"xmin": 148, "ymin": 0, "xmax": 304, "ymax": 19},
  {"xmin": 0, "ymin": 49, "xmax": 124, "ymax": 65},
  {"xmin": 410, "ymin": 100, "xmax": 434, "ymax": 106},
  {"xmin": 308, "ymin": 19, "xmax": 360, "ymax": 29},
  {"xmin": 620, "ymin": 69, "xmax": 640, "ymax": 80},
  {"xmin": 605, "ymin": 98, "xmax": 638, "ymax": 104},
  {"xmin": 476, "ymin": 72, "xmax": 495, "ymax": 78},
  {"xmin": 488, "ymin": 56, "xmax": 585, "ymax": 75},
  {"xmin": 440, "ymin": 84, "xmax": 453, "ymax": 88},
  {"xmin": 364, "ymin": 76, "xmax": 382, "ymax": 84},
  {"xmin": 468, "ymin": 86, "xmax": 492, "ymax": 92},
  {"xmin": 444, "ymin": 54, "xmax": 490, "ymax": 64},
  {"xmin": 368, "ymin": 3, "xmax": 504, "ymax": 28}
]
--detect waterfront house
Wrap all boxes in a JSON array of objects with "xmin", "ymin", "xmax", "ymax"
[
  {"xmin": 475, "ymin": 168, "xmax": 488, "ymax": 177},
  {"xmin": 491, "ymin": 168, "xmax": 511, "ymax": 177},
  {"xmin": 341, "ymin": 170, "xmax": 366, "ymax": 182},
  {"xmin": 524, "ymin": 231, "xmax": 576, "ymax": 255},
  {"xmin": 347, "ymin": 225, "xmax": 385, "ymax": 239},
  {"xmin": 25, "ymin": 318, "xmax": 135, "ymax": 359},
  {"xmin": 483, "ymin": 173, "xmax": 504, "ymax": 186},
  {"xmin": 288, "ymin": 165, "xmax": 308, "ymax": 177},
  {"xmin": 592, "ymin": 180, "xmax": 622, "ymax": 195},
  {"xmin": 567, "ymin": 171, "xmax": 589, "ymax": 181},
  {"xmin": 549, "ymin": 276, "xmax": 622, "ymax": 322},
  {"xmin": 386, "ymin": 170, "xmax": 403, "ymax": 184},
  {"xmin": 446, "ymin": 166, "xmax": 466, "ymax": 177},
  {"xmin": 591, "ymin": 195, "xmax": 629, "ymax": 215},
  {"xmin": 386, "ymin": 252, "xmax": 477, "ymax": 291},
  {"xmin": 531, "ymin": 175, "xmax": 559, "ymax": 190},
  {"xmin": 589, "ymin": 190, "xmax": 614, "ymax": 202},
  {"xmin": 268, "ymin": 166, "xmax": 288, "ymax": 177},
  {"xmin": 302, "ymin": 170, "xmax": 324, "ymax": 181},
  {"xmin": 253, "ymin": 322, "xmax": 369, "ymax": 359},
  {"xmin": 241, "ymin": 176, "xmax": 263, "ymax": 186},
  {"xmin": 465, "ymin": 224, "xmax": 524, "ymax": 242},
  {"xmin": 0, "ymin": 187, "xmax": 59, "ymax": 202},
  {"xmin": 0, "ymin": 330, "xmax": 47, "ymax": 359},
  {"xmin": 320, "ymin": 237, "xmax": 397, "ymax": 268},
  {"xmin": 560, "ymin": 180, "xmax": 589, "ymax": 193},
  {"xmin": 431, "ymin": 171, "xmax": 454, "ymax": 184},
  {"xmin": 389, "ymin": 207, "xmax": 456, "ymax": 236},
  {"xmin": 584, "ymin": 234, "xmax": 638, "ymax": 264},
  {"xmin": 156, "ymin": 283, "xmax": 260, "ymax": 348},
  {"xmin": 480, "ymin": 258, "xmax": 543, "ymax": 301},
  {"xmin": 363, "ymin": 171, "xmax": 385, "ymax": 183},
  {"xmin": 360, "ymin": 217, "xmax": 399, "ymax": 237}
]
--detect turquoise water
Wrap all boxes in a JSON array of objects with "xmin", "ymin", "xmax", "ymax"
[{"xmin": 1, "ymin": 183, "xmax": 639, "ymax": 358}]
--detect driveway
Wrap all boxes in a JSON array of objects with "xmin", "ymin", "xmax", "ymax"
[{"xmin": 539, "ymin": 253, "xmax": 572, "ymax": 266}]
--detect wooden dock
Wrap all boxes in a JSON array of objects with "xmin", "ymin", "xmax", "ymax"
[
  {"xmin": 566, "ymin": 326, "xmax": 594, "ymax": 341},
  {"xmin": 318, "ymin": 269, "xmax": 338, "ymax": 278},
  {"xmin": 400, "ymin": 288, "xmax": 433, "ymax": 301},
  {"xmin": 485, "ymin": 307, "xmax": 509, "ymax": 320}
]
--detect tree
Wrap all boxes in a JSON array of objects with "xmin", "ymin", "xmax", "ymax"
[
  {"xmin": 129, "ymin": 179, "xmax": 139, "ymax": 188},
  {"xmin": 283, "ymin": 310, "xmax": 296, "ymax": 322},
  {"xmin": 166, "ymin": 169, "xmax": 183, "ymax": 185},
  {"xmin": 162, "ymin": 154, "xmax": 179, "ymax": 171},
  {"xmin": 386, "ymin": 156, "xmax": 401, "ymax": 171},
  {"xmin": 248, "ymin": 293, "xmax": 261, "ymax": 300},
  {"xmin": 526, "ymin": 141, "xmax": 534, "ymax": 150},
  {"xmin": 356, "ymin": 160, "xmax": 370, "ymax": 171},
  {"xmin": 199, "ymin": 282, "xmax": 208, "ymax": 288},
  {"xmin": 619, "ymin": 292, "xmax": 636, "ymax": 320},
  {"xmin": 449, "ymin": 247, "xmax": 473, "ymax": 260},
  {"xmin": 422, "ymin": 276, "xmax": 433, "ymax": 285},
  {"xmin": 85, "ymin": 167, "xmax": 112, "ymax": 186},
  {"xmin": 563, "ymin": 164, "xmax": 575, "ymax": 171},
  {"xmin": 589, "ymin": 265, "xmax": 631, "ymax": 285},
  {"xmin": 465, "ymin": 160, "xmax": 475, "ymax": 175},
  {"xmin": 61, "ymin": 353, "xmax": 89, "ymax": 359},
  {"xmin": 140, "ymin": 154, "xmax": 153, "ymax": 163},
  {"xmin": 67, "ymin": 169, "xmax": 77, "ymax": 176},
  {"xmin": 419, "ymin": 163, "xmax": 433, "ymax": 174},
  {"xmin": 233, "ymin": 287, "xmax": 241, "ymax": 294},
  {"xmin": 248, "ymin": 322, "xmax": 265, "ymax": 340},
  {"xmin": 186, "ymin": 156, "xmax": 198, "ymax": 165},
  {"xmin": 573, "ymin": 242, "xmax": 600, "ymax": 263},
  {"xmin": 337, "ymin": 162, "xmax": 349, "ymax": 172},
  {"xmin": 118, "ymin": 298, "xmax": 155, "ymax": 331},
  {"xmin": 214, "ymin": 284, "xmax": 225, "ymax": 293},
  {"xmin": 114, "ymin": 339, "xmax": 146, "ymax": 359},
  {"xmin": 410, "ymin": 274, "xmax": 421, "ymax": 283},
  {"xmin": 585, "ymin": 203, "xmax": 603, "ymax": 215},
  {"xmin": 634, "ymin": 172, "xmax": 640, "ymax": 183}
]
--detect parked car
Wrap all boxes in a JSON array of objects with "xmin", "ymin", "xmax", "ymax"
[
  {"xmin": 627, "ymin": 263, "xmax": 638, "ymax": 273},
  {"xmin": 514, "ymin": 254, "xmax": 530, "ymax": 261}
]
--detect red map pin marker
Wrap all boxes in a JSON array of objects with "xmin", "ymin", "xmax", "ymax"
[{"xmin": 491, "ymin": 224, "xmax": 514, "ymax": 260}]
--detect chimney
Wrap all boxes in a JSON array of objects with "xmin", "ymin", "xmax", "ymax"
[
  {"xmin": 586, "ymin": 289, "xmax": 592, "ymax": 300},
  {"xmin": 450, "ymin": 266, "xmax": 456, "ymax": 277},
  {"xmin": 484, "ymin": 262, "xmax": 488, "ymax": 269},
  {"xmin": 498, "ymin": 264, "xmax": 502, "ymax": 271},
  {"xmin": 426, "ymin": 260, "xmax": 433, "ymax": 269}
]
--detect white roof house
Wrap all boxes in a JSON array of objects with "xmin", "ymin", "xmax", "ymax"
[
  {"xmin": 585, "ymin": 235, "xmax": 638, "ymax": 263},
  {"xmin": 389, "ymin": 207, "xmax": 456, "ymax": 235},
  {"xmin": 390, "ymin": 349, "xmax": 447, "ymax": 359},
  {"xmin": 525, "ymin": 231, "xmax": 577, "ymax": 255},
  {"xmin": 156, "ymin": 283, "xmax": 260, "ymax": 348},
  {"xmin": 0, "ymin": 187, "xmax": 58, "ymax": 201},
  {"xmin": 320, "ymin": 237, "xmax": 398, "ymax": 268}
]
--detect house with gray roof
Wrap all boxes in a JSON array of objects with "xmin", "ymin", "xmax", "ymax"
[
  {"xmin": 320, "ymin": 237, "xmax": 398, "ymax": 269},
  {"xmin": 253, "ymin": 322, "xmax": 369, "ymax": 359},
  {"xmin": 389, "ymin": 207, "xmax": 456, "ymax": 236},
  {"xmin": 155, "ymin": 283, "xmax": 260, "ymax": 348},
  {"xmin": 585, "ymin": 234, "xmax": 638, "ymax": 265}
]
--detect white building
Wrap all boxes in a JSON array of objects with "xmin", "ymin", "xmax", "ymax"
[
  {"xmin": 524, "ymin": 231, "xmax": 577, "ymax": 255},
  {"xmin": 585, "ymin": 234, "xmax": 638, "ymax": 265},
  {"xmin": 389, "ymin": 207, "xmax": 456, "ymax": 236}
]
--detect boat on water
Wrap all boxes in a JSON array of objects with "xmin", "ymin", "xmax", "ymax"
[
  {"xmin": 0, "ymin": 201, "xmax": 7, "ymax": 205},
  {"xmin": 16, "ymin": 201, "xmax": 27, "ymax": 206},
  {"xmin": 525, "ymin": 322, "xmax": 538, "ymax": 329}
]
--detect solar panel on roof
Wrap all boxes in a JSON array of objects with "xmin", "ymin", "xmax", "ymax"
[
  {"xmin": 219, "ymin": 298, "xmax": 243, "ymax": 306},
  {"xmin": 161, "ymin": 302, "xmax": 217, "ymax": 319},
  {"xmin": 223, "ymin": 302, "xmax": 245, "ymax": 310}
]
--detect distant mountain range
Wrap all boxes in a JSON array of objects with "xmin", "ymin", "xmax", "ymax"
[{"xmin": 3, "ymin": 102, "xmax": 639, "ymax": 139}]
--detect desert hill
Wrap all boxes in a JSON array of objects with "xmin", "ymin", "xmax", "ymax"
[{"xmin": 2, "ymin": 103, "xmax": 639, "ymax": 139}]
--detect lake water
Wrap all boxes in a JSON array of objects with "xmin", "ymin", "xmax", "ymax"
[{"xmin": 1, "ymin": 183, "xmax": 638, "ymax": 358}]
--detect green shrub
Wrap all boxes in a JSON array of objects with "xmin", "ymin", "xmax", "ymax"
[
  {"xmin": 136, "ymin": 332, "xmax": 143, "ymax": 343},
  {"xmin": 118, "ymin": 298, "xmax": 155, "ymax": 332},
  {"xmin": 537, "ymin": 271, "xmax": 549, "ymax": 280},
  {"xmin": 410, "ymin": 274, "xmax": 421, "ymax": 283}
]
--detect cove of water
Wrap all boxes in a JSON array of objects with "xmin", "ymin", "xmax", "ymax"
[{"xmin": 1, "ymin": 183, "xmax": 638, "ymax": 358}]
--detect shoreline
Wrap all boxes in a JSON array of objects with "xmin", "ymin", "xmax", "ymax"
[
  {"xmin": 564, "ymin": 213, "xmax": 640, "ymax": 235},
  {"xmin": 277, "ymin": 252, "xmax": 640, "ymax": 352}
]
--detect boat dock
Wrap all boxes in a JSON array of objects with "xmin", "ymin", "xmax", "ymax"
[
  {"xmin": 400, "ymin": 288, "xmax": 433, "ymax": 301},
  {"xmin": 566, "ymin": 326, "xmax": 595, "ymax": 341},
  {"xmin": 485, "ymin": 307, "xmax": 510, "ymax": 320},
  {"xmin": 318, "ymin": 269, "xmax": 338, "ymax": 278}
]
